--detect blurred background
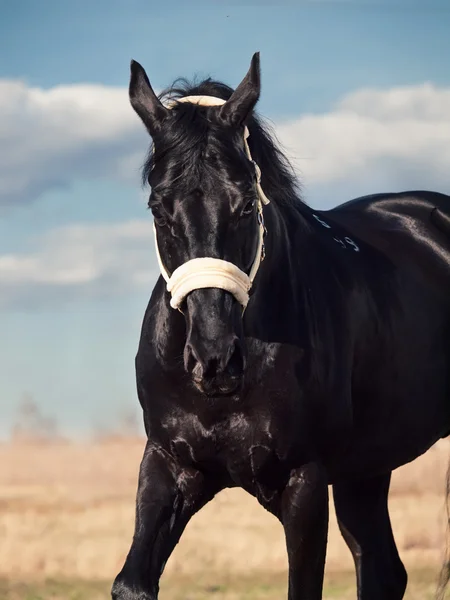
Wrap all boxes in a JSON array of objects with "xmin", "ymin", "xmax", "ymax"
[{"xmin": 1, "ymin": 1, "xmax": 450, "ymax": 598}]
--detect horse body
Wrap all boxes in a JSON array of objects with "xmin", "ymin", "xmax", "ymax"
[
  {"xmin": 137, "ymin": 190, "xmax": 450, "ymax": 486},
  {"xmin": 325, "ymin": 190, "xmax": 450, "ymax": 477},
  {"xmin": 112, "ymin": 54, "xmax": 450, "ymax": 600}
]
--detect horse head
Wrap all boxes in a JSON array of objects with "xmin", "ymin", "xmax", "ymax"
[{"xmin": 129, "ymin": 53, "xmax": 269, "ymax": 396}]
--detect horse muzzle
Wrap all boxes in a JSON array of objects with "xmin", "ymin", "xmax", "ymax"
[{"xmin": 184, "ymin": 333, "xmax": 245, "ymax": 396}]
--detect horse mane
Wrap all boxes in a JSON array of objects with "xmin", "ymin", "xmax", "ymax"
[{"xmin": 141, "ymin": 76, "xmax": 305, "ymax": 209}]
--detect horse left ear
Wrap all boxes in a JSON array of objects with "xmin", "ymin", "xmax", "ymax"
[{"xmin": 219, "ymin": 52, "xmax": 261, "ymax": 127}]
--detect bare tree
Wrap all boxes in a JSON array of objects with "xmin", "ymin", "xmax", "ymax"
[{"xmin": 11, "ymin": 392, "xmax": 62, "ymax": 443}]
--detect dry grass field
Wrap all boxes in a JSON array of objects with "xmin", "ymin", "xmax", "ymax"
[{"xmin": 1, "ymin": 434, "xmax": 450, "ymax": 599}]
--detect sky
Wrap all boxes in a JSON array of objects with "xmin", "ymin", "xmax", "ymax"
[{"xmin": 1, "ymin": 0, "xmax": 450, "ymax": 438}]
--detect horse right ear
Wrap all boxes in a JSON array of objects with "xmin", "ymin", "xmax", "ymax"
[{"xmin": 129, "ymin": 60, "xmax": 170, "ymax": 136}]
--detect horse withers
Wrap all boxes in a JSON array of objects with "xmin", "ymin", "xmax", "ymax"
[{"xmin": 111, "ymin": 53, "xmax": 450, "ymax": 600}]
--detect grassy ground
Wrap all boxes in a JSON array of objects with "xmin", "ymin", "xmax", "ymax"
[
  {"xmin": 0, "ymin": 570, "xmax": 444, "ymax": 600},
  {"xmin": 1, "ymin": 436, "xmax": 450, "ymax": 599}
]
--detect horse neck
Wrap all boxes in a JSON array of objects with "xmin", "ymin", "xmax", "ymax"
[{"xmin": 243, "ymin": 202, "xmax": 315, "ymax": 332}]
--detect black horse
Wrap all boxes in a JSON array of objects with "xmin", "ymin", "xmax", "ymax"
[{"xmin": 112, "ymin": 53, "xmax": 450, "ymax": 600}]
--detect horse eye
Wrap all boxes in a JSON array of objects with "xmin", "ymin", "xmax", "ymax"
[
  {"xmin": 150, "ymin": 204, "xmax": 167, "ymax": 226},
  {"xmin": 242, "ymin": 199, "xmax": 256, "ymax": 217}
]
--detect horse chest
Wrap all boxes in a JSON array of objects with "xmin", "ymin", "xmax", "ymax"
[
  {"xmin": 165, "ymin": 407, "xmax": 298, "ymax": 497},
  {"xmin": 145, "ymin": 344, "xmax": 317, "ymax": 496}
]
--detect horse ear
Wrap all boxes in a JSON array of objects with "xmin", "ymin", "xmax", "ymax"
[
  {"xmin": 129, "ymin": 60, "xmax": 170, "ymax": 136},
  {"xmin": 219, "ymin": 52, "xmax": 261, "ymax": 127}
]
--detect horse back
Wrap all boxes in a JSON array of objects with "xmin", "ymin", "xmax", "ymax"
[{"xmin": 326, "ymin": 190, "xmax": 450, "ymax": 296}]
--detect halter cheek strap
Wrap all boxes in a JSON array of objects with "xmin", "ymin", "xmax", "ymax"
[{"xmin": 153, "ymin": 95, "xmax": 270, "ymax": 311}]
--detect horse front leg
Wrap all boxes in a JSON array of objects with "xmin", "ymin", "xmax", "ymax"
[
  {"xmin": 281, "ymin": 462, "xmax": 329, "ymax": 600},
  {"xmin": 112, "ymin": 440, "xmax": 215, "ymax": 600}
]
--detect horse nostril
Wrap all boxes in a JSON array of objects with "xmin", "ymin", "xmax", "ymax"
[
  {"xmin": 223, "ymin": 337, "xmax": 244, "ymax": 377},
  {"xmin": 184, "ymin": 343, "xmax": 204, "ymax": 381}
]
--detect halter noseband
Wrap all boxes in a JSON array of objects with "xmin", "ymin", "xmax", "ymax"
[{"xmin": 153, "ymin": 95, "xmax": 270, "ymax": 311}]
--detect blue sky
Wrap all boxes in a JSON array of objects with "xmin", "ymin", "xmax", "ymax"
[{"xmin": 1, "ymin": 1, "xmax": 450, "ymax": 437}]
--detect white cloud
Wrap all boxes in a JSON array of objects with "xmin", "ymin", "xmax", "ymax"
[
  {"xmin": 2, "ymin": 79, "xmax": 450, "ymax": 308},
  {"xmin": 275, "ymin": 82, "xmax": 450, "ymax": 200},
  {"xmin": 1, "ymin": 78, "xmax": 449, "ymax": 209},
  {"xmin": 0, "ymin": 219, "xmax": 159, "ymax": 309},
  {"xmin": 0, "ymin": 79, "xmax": 148, "ymax": 207}
]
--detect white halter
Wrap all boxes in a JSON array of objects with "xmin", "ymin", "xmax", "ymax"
[{"xmin": 153, "ymin": 95, "xmax": 270, "ymax": 311}]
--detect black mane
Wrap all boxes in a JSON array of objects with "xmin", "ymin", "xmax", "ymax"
[{"xmin": 141, "ymin": 77, "xmax": 304, "ymax": 208}]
